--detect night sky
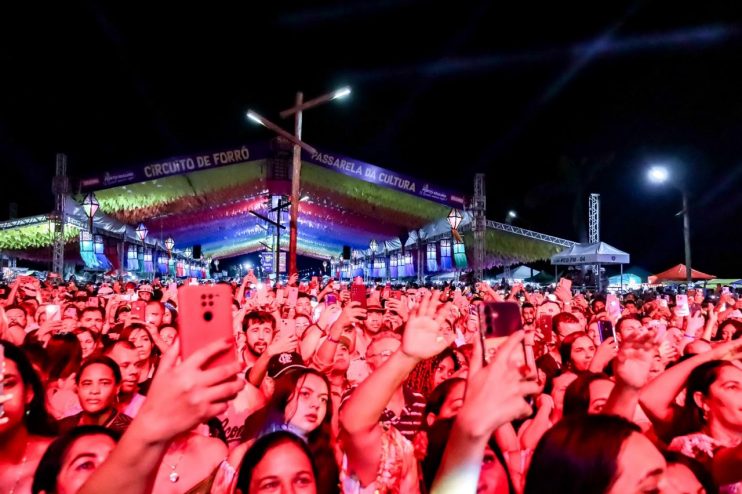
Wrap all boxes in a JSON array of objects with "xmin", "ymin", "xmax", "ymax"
[{"xmin": 1, "ymin": 2, "xmax": 741, "ymax": 276}]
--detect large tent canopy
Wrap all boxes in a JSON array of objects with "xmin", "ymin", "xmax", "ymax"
[
  {"xmin": 1, "ymin": 141, "xmax": 574, "ymax": 268},
  {"xmin": 551, "ymin": 242, "xmax": 630, "ymax": 266},
  {"xmin": 648, "ymin": 264, "xmax": 716, "ymax": 283}
]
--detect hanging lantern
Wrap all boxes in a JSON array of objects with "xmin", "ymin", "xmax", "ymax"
[
  {"xmin": 82, "ymin": 193, "xmax": 99, "ymax": 232},
  {"xmin": 214, "ymin": 259, "xmax": 220, "ymax": 270},
  {"xmin": 447, "ymin": 208, "xmax": 464, "ymax": 242},
  {"xmin": 369, "ymin": 239, "xmax": 378, "ymax": 252},
  {"xmin": 184, "ymin": 247, "xmax": 192, "ymax": 258},
  {"xmin": 135, "ymin": 223, "xmax": 148, "ymax": 242},
  {"xmin": 164, "ymin": 236, "xmax": 175, "ymax": 252}
]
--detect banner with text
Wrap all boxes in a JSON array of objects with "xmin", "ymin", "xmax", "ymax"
[
  {"xmin": 79, "ymin": 143, "xmax": 271, "ymax": 192},
  {"xmin": 304, "ymin": 147, "xmax": 466, "ymax": 208}
]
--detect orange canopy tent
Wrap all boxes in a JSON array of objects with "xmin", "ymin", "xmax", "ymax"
[{"xmin": 648, "ymin": 264, "xmax": 716, "ymax": 284}]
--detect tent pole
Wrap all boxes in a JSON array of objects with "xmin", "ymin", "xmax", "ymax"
[{"xmin": 620, "ymin": 264, "xmax": 624, "ymax": 294}]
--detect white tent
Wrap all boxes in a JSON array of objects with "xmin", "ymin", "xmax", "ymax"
[
  {"xmin": 494, "ymin": 265, "xmax": 541, "ymax": 280},
  {"xmin": 551, "ymin": 242, "xmax": 630, "ymax": 266}
]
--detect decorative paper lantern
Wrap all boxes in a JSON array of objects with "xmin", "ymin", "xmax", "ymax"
[
  {"xmin": 82, "ymin": 193, "xmax": 99, "ymax": 232},
  {"xmin": 135, "ymin": 223, "xmax": 148, "ymax": 242},
  {"xmin": 164, "ymin": 236, "xmax": 175, "ymax": 252}
]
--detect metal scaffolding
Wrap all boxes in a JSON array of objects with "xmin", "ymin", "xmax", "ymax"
[
  {"xmin": 51, "ymin": 154, "xmax": 69, "ymax": 276},
  {"xmin": 589, "ymin": 193, "xmax": 600, "ymax": 243},
  {"xmin": 484, "ymin": 220, "xmax": 576, "ymax": 248},
  {"xmin": 472, "ymin": 174, "xmax": 486, "ymax": 281}
]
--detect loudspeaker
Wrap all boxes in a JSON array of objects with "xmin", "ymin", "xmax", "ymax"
[
  {"xmin": 342, "ymin": 245, "xmax": 351, "ymax": 260},
  {"xmin": 192, "ymin": 244, "xmax": 202, "ymax": 259}
]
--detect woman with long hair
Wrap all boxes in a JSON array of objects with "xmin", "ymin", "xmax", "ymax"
[
  {"xmin": 238, "ymin": 368, "xmax": 339, "ymax": 494},
  {"xmin": 119, "ymin": 324, "xmax": 160, "ymax": 388},
  {"xmin": 524, "ymin": 415, "xmax": 666, "ymax": 494},
  {"xmin": 669, "ymin": 360, "xmax": 742, "ymax": 490},
  {"xmin": 32, "ymin": 426, "xmax": 120, "ymax": 494},
  {"xmin": 45, "ymin": 333, "xmax": 83, "ymax": 420},
  {"xmin": 0, "ymin": 340, "xmax": 58, "ymax": 493},
  {"xmin": 235, "ymin": 431, "xmax": 318, "ymax": 494},
  {"xmin": 406, "ymin": 347, "xmax": 463, "ymax": 399},
  {"xmin": 558, "ymin": 333, "xmax": 597, "ymax": 374}
]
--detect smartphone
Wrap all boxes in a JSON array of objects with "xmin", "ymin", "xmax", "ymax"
[
  {"xmin": 382, "ymin": 283, "xmax": 391, "ymax": 300},
  {"xmin": 178, "ymin": 284, "xmax": 236, "ymax": 369},
  {"xmin": 256, "ymin": 286, "xmax": 268, "ymax": 306},
  {"xmin": 311, "ymin": 277, "xmax": 319, "ymax": 288},
  {"xmin": 325, "ymin": 293, "xmax": 338, "ymax": 306},
  {"xmin": 479, "ymin": 302, "xmax": 522, "ymax": 338},
  {"xmin": 130, "ymin": 301, "xmax": 146, "ymax": 320},
  {"xmin": 536, "ymin": 314, "xmax": 553, "ymax": 343},
  {"xmin": 597, "ymin": 320, "xmax": 615, "ymax": 343},
  {"xmin": 676, "ymin": 294, "xmax": 690, "ymax": 317},
  {"xmin": 286, "ymin": 287, "xmax": 299, "ymax": 307},
  {"xmin": 280, "ymin": 318, "xmax": 297, "ymax": 337},
  {"xmin": 606, "ymin": 294, "xmax": 621, "ymax": 320},
  {"xmin": 350, "ymin": 284, "xmax": 367, "ymax": 308},
  {"xmin": 560, "ymin": 278, "xmax": 572, "ymax": 291},
  {"xmin": 45, "ymin": 304, "xmax": 62, "ymax": 322}
]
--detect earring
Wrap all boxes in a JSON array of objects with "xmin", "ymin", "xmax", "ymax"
[{"xmin": 25, "ymin": 408, "xmax": 31, "ymax": 417}]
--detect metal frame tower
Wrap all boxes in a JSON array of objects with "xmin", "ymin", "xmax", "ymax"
[
  {"xmin": 589, "ymin": 193, "xmax": 600, "ymax": 243},
  {"xmin": 472, "ymin": 174, "xmax": 486, "ymax": 281},
  {"xmin": 51, "ymin": 154, "xmax": 69, "ymax": 276}
]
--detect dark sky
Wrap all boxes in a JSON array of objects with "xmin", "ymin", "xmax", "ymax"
[{"xmin": 1, "ymin": 2, "xmax": 741, "ymax": 275}]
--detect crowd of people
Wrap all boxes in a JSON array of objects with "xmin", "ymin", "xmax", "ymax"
[{"xmin": 0, "ymin": 271, "xmax": 740, "ymax": 493}]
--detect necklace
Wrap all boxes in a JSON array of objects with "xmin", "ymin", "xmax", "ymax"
[
  {"xmin": 165, "ymin": 437, "xmax": 187, "ymax": 483},
  {"xmin": 167, "ymin": 452, "xmax": 185, "ymax": 483},
  {"xmin": 8, "ymin": 442, "xmax": 29, "ymax": 494}
]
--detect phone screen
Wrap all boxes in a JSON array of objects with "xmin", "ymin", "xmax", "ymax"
[
  {"xmin": 286, "ymin": 287, "xmax": 299, "ymax": 307},
  {"xmin": 45, "ymin": 304, "xmax": 62, "ymax": 322},
  {"xmin": 479, "ymin": 302, "xmax": 522, "ymax": 338},
  {"xmin": 325, "ymin": 293, "xmax": 338, "ymax": 306},
  {"xmin": 676, "ymin": 294, "xmax": 690, "ymax": 317},
  {"xmin": 597, "ymin": 320, "xmax": 615, "ymax": 343}
]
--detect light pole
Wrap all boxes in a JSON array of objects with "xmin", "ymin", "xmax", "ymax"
[
  {"xmin": 647, "ymin": 165, "xmax": 692, "ymax": 286},
  {"xmin": 506, "ymin": 210, "xmax": 517, "ymax": 224},
  {"xmin": 247, "ymin": 86, "xmax": 351, "ymax": 278}
]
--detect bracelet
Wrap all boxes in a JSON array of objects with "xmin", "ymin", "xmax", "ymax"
[
  {"xmin": 326, "ymin": 334, "xmax": 340, "ymax": 344},
  {"xmin": 683, "ymin": 334, "xmax": 695, "ymax": 340}
]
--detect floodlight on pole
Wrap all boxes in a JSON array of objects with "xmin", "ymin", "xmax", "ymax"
[
  {"xmin": 508, "ymin": 210, "xmax": 517, "ymax": 219},
  {"xmin": 648, "ymin": 165, "xmax": 670, "ymax": 184},
  {"xmin": 646, "ymin": 163, "xmax": 692, "ymax": 286},
  {"xmin": 245, "ymin": 110, "xmax": 318, "ymax": 155}
]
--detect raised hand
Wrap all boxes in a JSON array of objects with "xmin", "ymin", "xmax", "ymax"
[
  {"xmin": 614, "ymin": 331, "xmax": 656, "ymax": 390},
  {"xmin": 402, "ymin": 291, "xmax": 452, "ymax": 360},
  {"xmin": 267, "ymin": 331, "xmax": 298, "ymax": 356},
  {"xmin": 331, "ymin": 301, "xmax": 366, "ymax": 332},
  {"xmin": 589, "ymin": 337, "xmax": 618, "ymax": 372},
  {"xmin": 684, "ymin": 310, "xmax": 705, "ymax": 338},
  {"xmin": 457, "ymin": 331, "xmax": 541, "ymax": 438},
  {"xmin": 136, "ymin": 338, "xmax": 244, "ymax": 442}
]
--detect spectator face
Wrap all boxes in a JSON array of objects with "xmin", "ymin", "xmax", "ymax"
[
  {"xmin": 78, "ymin": 364, "xmax": 119, "ymax": 415},
  {"xmin": 55, "ymin": 433, "xmax": 117, "ymax": 494},
  {"xmin": 332, "ymin": 343, "xmax": 350, "ymax": 372},
  {"xmin": 76, "ymin": 331, "xmax": 97, "ymax": 359},
  {"xmin": 605, "ymin": 432, "xmax": 666, "ymax": 494},
  {"xmin": 80, "ymin": 311, "xmax": 104, "ymax": 334},
  {"xmin": 592, "ymin": 300, "xmax": 606, "ymax": 314},
  {"xmin": 162, "ymin": 308, "xmax": 173, "ymax": 325},
  {"xmin": 364, "ymin": 311, "xmax": 383, "ymax": 334},
  {"xmin": 0, "ymin": 361, "xmax": 31, "ymax": 434},
  {"xmin": 159, "ymin": 326, "xmax": 178, "ymax": 348},
  {"xmin": 108, "ymin": 345, "xmax": 143, "ymax": 394},
  {"xmin": 587, "ymin": 379, "xmax": 615, "ymax": 414},
  {"xmin": 569, "ymin": 336, "xmax": 596, "ymax": 372},
  {"xmin": 551, "ymin": 372, "xmax": 578, "ymax": 416},
  {"xmin": 438, "ymin": 380, "xmax": 466, "ymax": 419},
  {"xmin": 664, "ymin": 462, "xmax": 703, "ymax": 494},
  {"xmin": 366, "ymin": 337, "xmax": 400, "ymax": 371},
  {"xmin": 246, "ymin": 440, "xmax": 317, "ymax": 494},
  {"xmin": 295, "ymin": 297, "xmax": 312, "ymax": 317},
  {"xmin": 285, "ymin": 373, "xmax": 329, "ymax": 435},
  {"xmin": 6, "ymin": 308, "xmax": 27, "ymax": 329},
  {"xmin": 129, "ymin": 329, "xmax": 153, "ymax": 361},
  {"xmin": 698, "ymin": 365, "xmax": 742, "ymax": 431},
  {"xmin": 618, "ymin": 319, "xmax": 643, "ymax": 341},
  {"xmin": 245, "ymin": 322, "xmax": 274, "ymax": 357},
  {"xmin": 294, "ymin": 316, "xmax": 311, "ymax": 338},
  {"xmin": 557, "ymin": 322, "xmax": 583, "ymax": 340},
  {"xmin": 145, "ymin": 304, "xmax": 164, "ymax": 327},
  {"xmin": 522, "ymin": 306, "xmax": 536, "ymax": 325},
  {"xmin": 433, "ymin": 356, "xmax": 456, "ymax": 388},
  {"xmin": 478, "ymin": 444, "xmax": 512, "ymax": 494}
]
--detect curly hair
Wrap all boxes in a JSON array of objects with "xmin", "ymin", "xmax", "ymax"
[{"xmin": 406, "ymin": 347, "xmax": 462, "ymax": 398}]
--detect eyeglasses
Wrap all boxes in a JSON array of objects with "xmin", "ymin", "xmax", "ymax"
[{"xmin": 367, "ymin": 349, "xmax": 394, "ymax": 360}]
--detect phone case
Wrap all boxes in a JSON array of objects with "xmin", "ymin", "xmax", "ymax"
[
  {"xmin": 286, "ymin": 287, "xmax": 299, "ymax": 307},
  {"xmin": 350, "ymin": 285, "xmax": 367, "ymax": 308},
  {"xmin": 178, "ymin": 284, "xmax": 236, "ymax": 369},
  {"xmin": 131, "ymin": 301, "xmax": 146, "ymax": 320}
]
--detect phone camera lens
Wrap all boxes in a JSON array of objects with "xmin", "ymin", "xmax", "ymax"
[{"xmin": 203, "ymin": 311, "xmax": 213, "ymax": 322}]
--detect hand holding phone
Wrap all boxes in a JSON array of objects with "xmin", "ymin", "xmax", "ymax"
[
  {"xmin": 131, "ymin": 301, "xmax": 147, "ymax": 320},
  {"xmin": 350, "ymin": 284, "xmax": 367, "ymax": 309},
  {"xmin": 286, "ymin": 287, "xmax": 299, "ymax": 308}
]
